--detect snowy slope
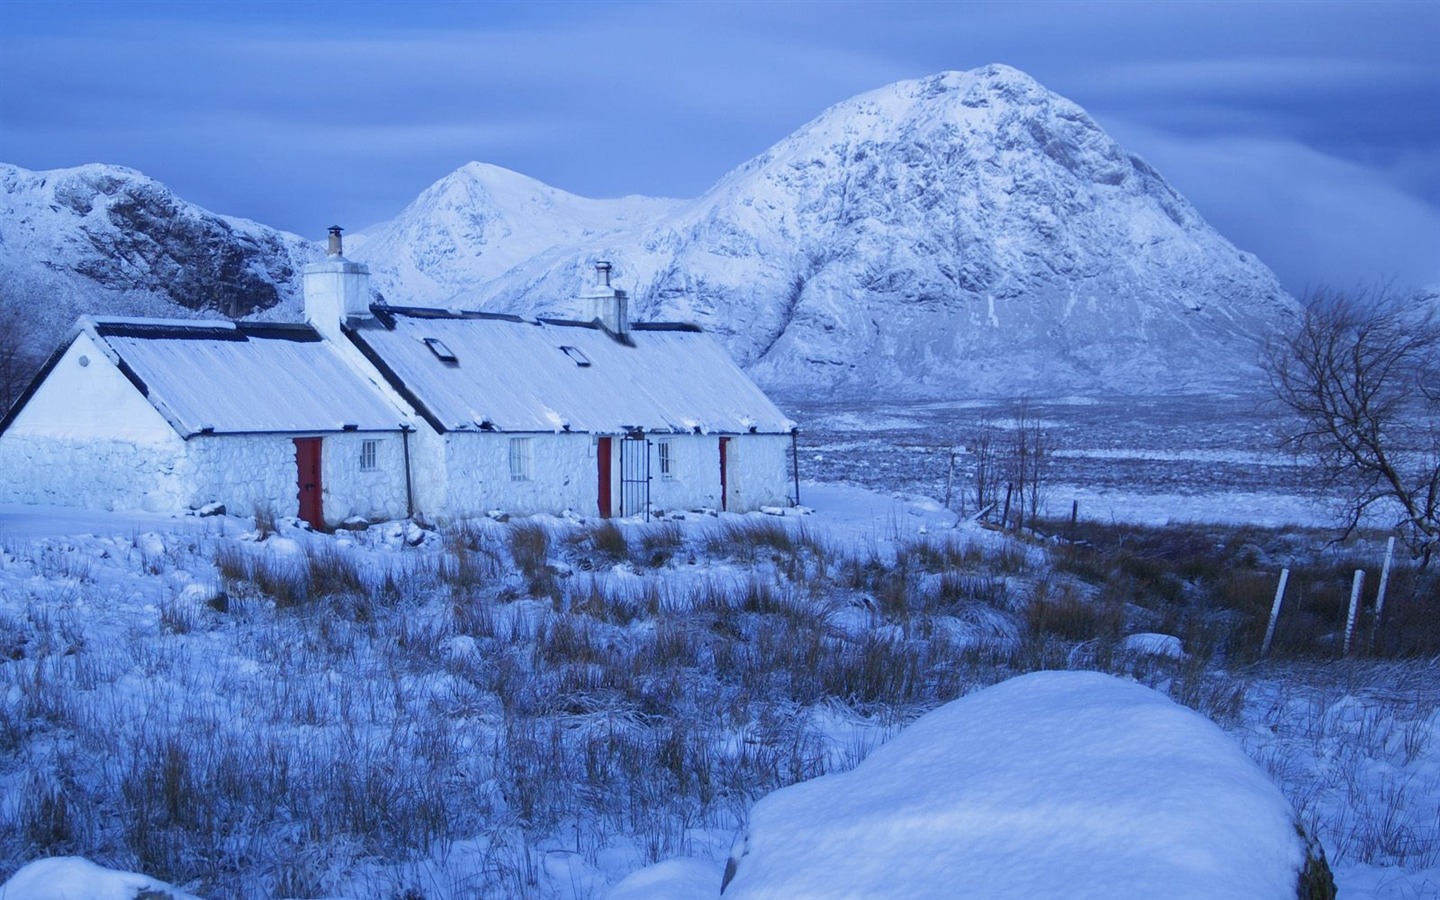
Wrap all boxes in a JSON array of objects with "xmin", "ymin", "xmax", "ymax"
[
  {"xmin": 0, "ymin": 163, "xmax": 316, "ymax": 350},
  {"xmin": 461, "ymin": 66, "xmax": 1298, "ymax": 397},
  {"xmin": 350, "ymin": 162, "xmax": 683, "ymax": 306}
]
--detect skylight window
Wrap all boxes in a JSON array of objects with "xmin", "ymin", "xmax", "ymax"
[
  {"xmin": 423, "ymin": 337, "xmax": 457, "ymax": 363},
  {"xmin": 560, "ymin": 345, "xmax": 591, "ymax": 367}
]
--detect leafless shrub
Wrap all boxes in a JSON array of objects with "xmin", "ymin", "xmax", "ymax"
[
  {"xmin": 305, "ymin": 543, "xmax": 369, "ymax": 598},
  {"xmin": 508, "ymin": 521, "xmax": 550, "ymax": 573},
  {"xmin": 1025, "ymin": 580, "xmax": 1123, "ymax": 643},
  {"xmin": 252, "ymin": 503, "xmax": 279, "ymax": 540},
  {"xmin": 574, "ymin": 519, "xmax": 629, "ymax": 562}
]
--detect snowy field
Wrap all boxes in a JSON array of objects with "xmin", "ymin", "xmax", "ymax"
[
  {"xmin": 1, "ymin": 396, "xmax": 1437, "ymax": 899},
  {"xmin": 789, "ymin": 393, "xmax": 1331, "ymax": 527}
]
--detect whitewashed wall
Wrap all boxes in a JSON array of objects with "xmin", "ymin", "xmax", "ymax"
[
  {"xmin": 0, "ymin": 433, "xmax": 191, "ymax": 511},
  {"xmin": 406, "ymin": 427, "xmax": 450, "ymax": 521},
  {"xmin": 5, "ymin": 334, "xmax": 178, "ymax": 444},
  {"xmin": 626, "ymin": 433, "xmax": 795, "ymax": 514},
  {"xmin": 722, "ymin": 433, "xmax": 794, "ymax": 512},
  {"xmin": 431, "ymin": 431, "xmax": 794, "ymax": 520},
  {"xmin": 0, "ymin": 334, "xmax": 192, "ymax": 511},
  {"xmin": 442, "ymin": 433, "xmax": 594, "ymax": 518},
  {"xmin": 185, "ymin": 432, "xmax": 409, "ymax": 525},
  {"xmin": 318, "ymin": 432, "xmax": 411, "ymax": 523},
  {"xmin": 645, "ymin": 434, "xmax": 720, "ymax": 513}
]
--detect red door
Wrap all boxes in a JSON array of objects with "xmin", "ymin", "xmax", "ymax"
[
  {"xmin": 597, "ymin": 436, "xmax": 613, "ymax": 518},
  {"xmin": 719, "ymin": 436, "xmax": 730, "ymax": 512},
  {"xmin": 294, "ymin": 437, "xmax": 323, "ymax": 528}
]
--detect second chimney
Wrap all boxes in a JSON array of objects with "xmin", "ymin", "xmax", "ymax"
[
  {"xmin": 582, "ymin": 260, "xmax": 629, "ymax": 337},
  {"xmin": 303, "ymin": 225, "xmax": 372, "ymax": 339}
]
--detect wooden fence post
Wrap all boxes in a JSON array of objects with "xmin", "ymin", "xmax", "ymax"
[
  {"xmin": 1343, "ymin": 569, "xmax": 1365, "ymax": 655},
  {"xmin": 1261, "ymin": 568, "xmax": 1289, "ymax": 658}
]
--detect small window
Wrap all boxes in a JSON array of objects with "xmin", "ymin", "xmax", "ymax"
[
  {"xmin": 360, "ymin": 439, "xmax": 379, "ymax": 472},
  {"xmin": 658, "ymin": 440, "xmax": 675, "ymax": 481},
  {"xmin": 560, "ymin": 345, "xmax": 591, "ymax": 367},
  {"xmin": 509, "ymin": 437, "xmax": 533, "ymax": 482},
  {"xmin": 423, "ymin": 337, "xmax": 457, "ymax": 363}
]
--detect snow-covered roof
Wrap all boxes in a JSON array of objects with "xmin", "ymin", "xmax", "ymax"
[
  {"xmin": 84, "ymin": 318, "xmax": 408, "ymax": 436},
  {"xmin": 347, "ymin": 307, "xmax": 795, "ymax": 434}
]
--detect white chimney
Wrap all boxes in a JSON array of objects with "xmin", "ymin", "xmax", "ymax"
[
  {"xmin": 304, "ymin": 225, "xmax": 372, "ymax": 338},
  {"xmin": 581, "ymin": 260, "xmax": 629, "ymax": 336}
]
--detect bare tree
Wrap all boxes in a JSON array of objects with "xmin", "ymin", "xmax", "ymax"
[
  {"xmin": 1264, "ymin": 287, "xmax": 1440, "ymax": 568},
  {"xmin": 969, "ymin": 415, "xmax": 1001, "ymax": 521},
  {"xmin": 1008, "ymin": 399, "xmax": 1050, "ymax": 532},
  {"xmin": 0, "ymin": 309, "xmax": 40, "ymax": 415}
]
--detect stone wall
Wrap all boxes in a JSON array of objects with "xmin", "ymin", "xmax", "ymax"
[
  {"xmin": 443, "ymin": 433, "xmax": 594, "ymax": 518},
  {"xmin": 436, "ymin": 431, "xmax": 795, "ymax": 519},
  {"xmin": 723, "ymin": 433, "xmax": 795, "ymax": 512},
  {"xmin": 0, "ymin": 432, "xmax": 192, "ymax": 512},
  {"xmin": 187, "ymin": 432, "xmax": 411, "ymax": 525}
]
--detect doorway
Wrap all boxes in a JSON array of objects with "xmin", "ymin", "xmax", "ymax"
[
  {"xmin": 294, "ymin": 437, "xmax": 323, "ymax": 528},
  {"xmin": 719, "ymin": 436, "xmax": 735, "ymax": 512},
  {"xmin": 597, "ymin": 436, "xmax": 613, "ymax": 518},
  {"xmin": 619, "ymin": 434, "xmax": 650, "ymax": 520}
]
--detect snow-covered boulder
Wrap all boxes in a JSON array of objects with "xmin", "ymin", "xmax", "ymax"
[
  {"xmin": 607, "ymin": 858, "xmax": 726, "ymax": 900},
  {"xmin": 721, "ymin": 671, "xmax": 1333, "ymax": 899},
  {"xmin": 0, "ymin": 856, "xmax": 200, "ymax": 900}
]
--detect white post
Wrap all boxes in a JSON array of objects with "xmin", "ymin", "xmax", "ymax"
[
  {"xmin": 944, "ymin": 448, "xmax": 956, "ymax": 511},
  {"xmin": 1370, "ymin": 536, "xmax": 1396, "ymax": 653},
  {"xmin": 1261, "ymin": 568, "xmax": 1289, "ymax": 658},
  {"xmin": 1343, "ymin": 569, "xmax": 1365, "ymax": 655}
]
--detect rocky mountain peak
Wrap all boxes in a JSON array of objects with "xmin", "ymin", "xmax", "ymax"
[{"xmin": 0, "ymin": 162, "xmax": 314, "ymax": 343}]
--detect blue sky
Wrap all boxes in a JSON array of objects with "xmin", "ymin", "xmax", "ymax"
[{"xmin": 1, "ymin": 0, "xmax": 1436, "ymax": 295}]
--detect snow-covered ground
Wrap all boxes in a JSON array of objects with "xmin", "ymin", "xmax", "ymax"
[{"xmin": 0, "ymin": 473, "xmax": 1435, "ymax": 898}]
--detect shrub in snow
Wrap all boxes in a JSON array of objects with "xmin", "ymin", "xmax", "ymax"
[{"xmin": 720, "ymin": 671, "xmax": 1334, "ymax": 900}]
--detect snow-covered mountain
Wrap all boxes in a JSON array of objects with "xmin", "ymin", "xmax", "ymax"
[
  {"xmin": 2, "ymin": 65, "xmax": 1300, "ymax": 397},
  {"xmin": 458, "ymin": 66, "xmax": 1298, "ymax": 397},
  {"xmin": 350, "ymin": 162, "xmax": 683, "ymax": 306},
  {"xmin": 0, "ymin": 163, "xmax": 315, "ymax": 348}
]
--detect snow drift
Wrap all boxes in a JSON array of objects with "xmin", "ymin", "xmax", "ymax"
[
  {"xmin": 720, "ymin": 670, "xmax": 1332, "ymax": 899},
  {"xmin": 0, "ymin": 856, "xmax": 200, "ymax": 900}
]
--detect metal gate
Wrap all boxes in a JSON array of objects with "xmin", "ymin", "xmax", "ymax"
[{"xmin": 618, "ymin": 434, "xmax": 651, "ymax": 520}]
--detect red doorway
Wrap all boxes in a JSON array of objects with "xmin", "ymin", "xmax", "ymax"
[
  {"xmin": 597, "ymin": 436, "xmax": 613, "ymax": 517},
  {"xmin": 294, "ymin": 437, "xmax": 323, "ymax": 528}
]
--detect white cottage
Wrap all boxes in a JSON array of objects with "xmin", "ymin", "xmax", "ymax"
[
  {"xmin": 0, "ymin": 231, "xmax": 797, "ymax": 526},
  {"xmin": 0, "ymin": 317, "xmax": 414, "ymax": 523}
]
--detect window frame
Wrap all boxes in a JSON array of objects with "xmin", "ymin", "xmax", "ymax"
[
  {"xmin": 509, "ymin": 437, "xmax": 534, "ymax": 482},
  {"xmin": 360, "ymin": 439, "xmax": 379, "ymax": 472},
  {"xmin": 657, "ymin": 439, "xmax": 675, "ymax": 481}
]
